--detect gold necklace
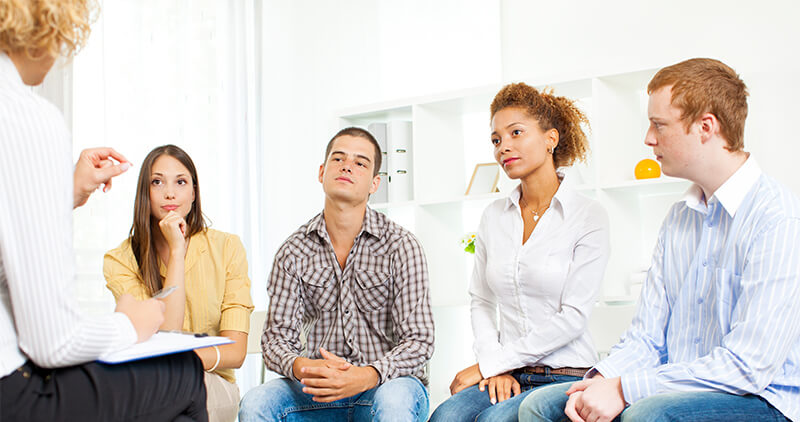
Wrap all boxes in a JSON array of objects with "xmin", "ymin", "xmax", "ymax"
[{"xmin": 519, "ymin": 195, "xmax": 550, "ymax": 222}]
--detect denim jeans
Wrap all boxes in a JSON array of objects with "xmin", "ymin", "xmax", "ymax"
[
  {"xmin": 429, "ymin": 371, "xmax": 581, "ymax": 422},
  {"xmin": 238, "ymin": 376, "xmax": 428, "ymax": 422},
  {"xmin": 518, "ymin": 381, "xmax": 789, "ymax": 422}
]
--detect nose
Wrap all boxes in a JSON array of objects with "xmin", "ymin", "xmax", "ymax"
[
  {"xmin": 644, "ymin": 128, "xmax": 657, "ymax": 147},
  {"xmin": 164, "ymin": 186, "xmax": 176, "ymax": 199},
  {"xmin": 339, "ymin": 160, "xmax": 352, "ymax": 173}
]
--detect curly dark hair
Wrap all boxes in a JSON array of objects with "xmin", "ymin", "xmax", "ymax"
[{"xmin": 490, "ymin": 82, "xmax": 589, "ymax": 168}]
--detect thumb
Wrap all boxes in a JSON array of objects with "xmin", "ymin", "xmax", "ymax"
[{"xmin": 96, "ymin": 162, "xmax": 131, "ymax": 182}]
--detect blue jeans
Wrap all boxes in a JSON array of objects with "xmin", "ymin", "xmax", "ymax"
[
  {"xmin": 238, "ymin": 376, "xmax": 428, "ymax": 422},
  {"xmin": 518, "ymin": 381, "xmax": 789, "ymax": 422},
  {"xmin": 429, "ymin": 372, "xmax": 581, "ymax": 422}
]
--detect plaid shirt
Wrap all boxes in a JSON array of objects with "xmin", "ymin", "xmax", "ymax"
[{"xmin": 262, "ymin": 207, "xmax": 434, "ymax": 385}]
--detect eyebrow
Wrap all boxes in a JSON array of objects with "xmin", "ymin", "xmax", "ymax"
[
  {"xmin": 330, "ymin": 151, "xmax": 372, "ymax": 163},
  {"xmin": 151, "ymin": 172, "xmax": 188, "ymax": 177},
  {"xmin": 491, "ymin": 121, "xmax": 524, "ymax": 136}
]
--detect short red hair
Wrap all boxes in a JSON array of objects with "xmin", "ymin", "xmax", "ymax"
[{"xmin": 648, "ymin": 58, "xmax": 748, "ymax": 151}]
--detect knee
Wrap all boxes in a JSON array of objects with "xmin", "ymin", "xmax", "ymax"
[
  {"xmin": 372, "ymin": 377, "xmax": 429, "ymax": 422},
  {"xmin": 238, "ymin": 379, "xmax": 293, "ymax": 422},
  {"xmin": 518, "ymin": 382, "xmax": 574, "ymax": 422},
  {"xmin": 620, "ymin": 394, "xmax": 687, "ymax": 422}
]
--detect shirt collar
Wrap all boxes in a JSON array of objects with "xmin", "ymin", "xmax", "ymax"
[
  {"xmin": 504, "ymin": 171, "xmax": 573, "ymax": 218},
  {"xmin": 681, "ymin": 156, "xmax": 761, "ymax": 217},
  {"xmin": 0, "ymin": 52, "xmax": 25, "ymax": 87},
  {"xmin": 306, "ymin": 206, "xmax": 384, "ymax": 240}
]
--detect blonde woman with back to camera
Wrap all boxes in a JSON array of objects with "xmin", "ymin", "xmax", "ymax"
[
  {"xmin": 429, "ymin": 83, "xmax": 610, "ymax": 422},
  {"xmin": 0, "ymin": 1, "xmax": 208, "ymax": 421}
]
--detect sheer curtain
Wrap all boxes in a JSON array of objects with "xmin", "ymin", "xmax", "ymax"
[{"xmin": 63, "ymin": 0, "xmax": 267, "ymax": 392}]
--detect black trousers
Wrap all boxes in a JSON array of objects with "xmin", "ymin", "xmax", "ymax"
[{"xmin": 0, "ymin": 351, "xmax": 208, "ymax": 422}]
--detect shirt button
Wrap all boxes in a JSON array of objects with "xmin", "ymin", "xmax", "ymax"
[
  {"xmin": 697, "ymin": 298, "xmax": 704, "ymax": 304},
  {"xmin": 345, "ymin": 309, "xmax": 350, "ymax": 314},
  {"xmin": 694, "ymin": 338, "xmax": 701, "ymax": 344},
  {"xmin": 707, "ymin": 222, "xmax": 713, "ymax": 228},
  {"xmin": 702, "ymin": 260, "xmax": 708, "ymax": 267},
  {"xmin": 347, "ymin": 338, "xmax": 353, "ymax": 344}
]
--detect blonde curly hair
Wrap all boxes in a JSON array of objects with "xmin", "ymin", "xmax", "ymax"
[{"xmin": 0, "ymin": 0, "xmax": 97, "ymax": 59}]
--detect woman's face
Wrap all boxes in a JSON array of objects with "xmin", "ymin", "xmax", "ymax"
[
  {"xmin": 148, "ymin": 155, "xmax": 195, "ymax": 221},
  {"xmin": 491, "ymin": 107, "xmax": 557, "ymax": 180}
]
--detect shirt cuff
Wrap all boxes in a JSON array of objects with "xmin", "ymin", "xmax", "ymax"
[
  {"xmin": 620, "ymin": 369, "xmax": 658, "ymax": 404},
  {"xmin": 220, "ymin": 307, "xmax": 251, "ymax": 333},
  {"xmin": 477, "ymin": 348, "xmax": 518, "ymax": 378},
  {"xmin": 368, "ymin": 358, "xmax": 391, "ymax": 385},
  {"xmin": 282, "ymin": 352, "xmax": 301, "ymax": 381},
  {"xmin": 110, "ymin": 312, "xmax": 138, "ymax": 351}
]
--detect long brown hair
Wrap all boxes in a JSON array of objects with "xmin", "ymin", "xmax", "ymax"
[{"xmin": 130, "ymin": 145, "xmax": 207, "ymax": 296}]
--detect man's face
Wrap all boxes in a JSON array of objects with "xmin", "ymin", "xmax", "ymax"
[
  {"xmin": 318, "ymin": 135, "xmax": 380, "ymax": 203},
  {"xmin": 644, "ymin": 86, "xmax": 701, "ymax": 179}
]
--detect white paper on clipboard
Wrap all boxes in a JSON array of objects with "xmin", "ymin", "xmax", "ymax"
[{"xmin": 98, "ymin": 332, "xmax": 233, "ymax": 364}]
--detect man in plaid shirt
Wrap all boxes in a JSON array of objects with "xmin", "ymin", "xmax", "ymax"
[{"xmin": 239, "ymin": 127, "xmax": 435, "ymax": 421}]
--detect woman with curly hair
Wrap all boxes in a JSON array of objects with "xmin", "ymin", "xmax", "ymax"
[
  {"xmin": 0, "ymin": 1, "xmax": 208, "ymax": 420},
  {"xmin": 105, "ymin": 144, "xmax": 253, "ymax": 422},
  {"xmin": 430, "ymin": 83, "xmax": 610, "ymax": 421}
]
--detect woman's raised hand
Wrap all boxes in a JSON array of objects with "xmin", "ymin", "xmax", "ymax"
[{"xmin": 158, "ymin": 211, "xmax": 187, "ymax": 255}]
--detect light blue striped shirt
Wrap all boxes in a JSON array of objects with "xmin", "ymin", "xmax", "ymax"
[{"xmin": 594, "ymin": 157, "xmax": 800, "ymax": 420}]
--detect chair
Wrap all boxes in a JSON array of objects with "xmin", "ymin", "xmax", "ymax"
[
  {"xmin": 588, "ymin": 303, "xmax": 637, "ymax": 359},
  {"xmin": 247, "ymin": 310, "xmax": 267, "ymax": 384}
]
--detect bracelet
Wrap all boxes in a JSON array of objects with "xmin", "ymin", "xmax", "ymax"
[{"xmin": 206, "ymin": 345, "xmax": 220, "ymax": 373}]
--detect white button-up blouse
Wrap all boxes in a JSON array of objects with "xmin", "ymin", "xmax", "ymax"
[{"xmin": 471, "ymin": 178, "xmax": 610, "ymax": 378}]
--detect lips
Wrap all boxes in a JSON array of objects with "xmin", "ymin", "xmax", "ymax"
[
  {"xmin": 335, "ymin": 176, "xmax": 354, "ymax": 184},
  {"xmin": 162, "ymin": 205, "xmax": 179, "ymax": 211},
  {"xmin": 502, "ymin": 157, "xmax": 520, "ymax": 166}
]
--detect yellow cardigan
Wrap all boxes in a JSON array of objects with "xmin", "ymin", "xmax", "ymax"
[{"xmin": 104, "ymin": 229, "xmax": 254, "ymax": 383}]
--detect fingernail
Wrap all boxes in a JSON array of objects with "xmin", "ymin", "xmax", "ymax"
[
  {"xmin": 120, "ymin": 162, "xmax": 131, "ymax": 171},
  {"xmin": 491, "ymin": 398, "xmax": 496, "ymax": 405}
]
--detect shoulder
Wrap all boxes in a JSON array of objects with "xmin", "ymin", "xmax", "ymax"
[
  {"xmin": 740, "ymin": 174, "xmax": 800, "ymax": 234},
  {"xmin": 104, "ymin": 238, "xmax": 138, "ymax": 272},
  {"xmin": 203, "ymin": 228, "xmax": 243, "ymax": 248},
  {"xmin": 567, "ymin": 190, "xmax": 609, "ymax": 226},
  {"xmin": 369, "ymin": 209, "xmax": 425, "ymax": 257},
  {"xmin": 274, "ymin": 214, "xmax": 324, "ymax": 261}
]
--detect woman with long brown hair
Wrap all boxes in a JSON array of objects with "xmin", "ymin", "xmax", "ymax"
[
  {"xmin": 104, "ymin": 144, "xmax": 254, "ymax": 422},
  {"xmin": 430, "ymin": 83, "xmax": 610, "ymax": 421}
]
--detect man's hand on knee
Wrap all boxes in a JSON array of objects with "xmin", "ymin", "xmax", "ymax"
[{"xmin": 564, "ymin": 376, "xmax": 625, "ymax": 422}]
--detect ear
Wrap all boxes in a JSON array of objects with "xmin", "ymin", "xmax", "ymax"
[
  {"xmin": 318, "ymin": 163, "xmax": 325, "ymax": 184},
  {"xmin": 698, "ymin": 112, "xmax": 719, "ymax": 144},
  {"xmin": 369, "ymin": 174, "xmax": 381, "ymax": 195},
  {"xmin": 547, "ymin": 128, "xmax": 560, "ymax": 150}
]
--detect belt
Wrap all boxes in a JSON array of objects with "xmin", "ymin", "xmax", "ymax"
[{"xmin": 520, "ymin": 366, "xmax": 589, "ymax": 377}]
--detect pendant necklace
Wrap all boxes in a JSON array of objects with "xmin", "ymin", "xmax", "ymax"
[{"xmin": 519, "ymin": 195, "xmax": 549, "ymax": 222}]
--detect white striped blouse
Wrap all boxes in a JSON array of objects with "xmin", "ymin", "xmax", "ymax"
[
  {"xmin": 0, "ymin": 52, "xmax": 136, "ymax": 378},
  {"xmin": 594, "ymin": 157, "xmax": 800, "ymax": 420}
]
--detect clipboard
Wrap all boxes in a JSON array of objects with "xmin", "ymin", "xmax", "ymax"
[{"xmin": 98, "ymin": 331, "xmax": 233, "ymax": 364}]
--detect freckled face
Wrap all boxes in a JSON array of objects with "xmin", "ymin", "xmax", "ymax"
[{"xmin": 644, "ymin": 86, "xmax": 701, "ymax": 178}]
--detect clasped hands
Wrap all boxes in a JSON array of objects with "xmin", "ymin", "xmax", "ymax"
[
  {"xmin": 294, "ymin": 348, "xmax": 379, "ymax": 403},
  {"xmin": 563, "ymin": 374, "xmax": 626, "ymax": 422}
]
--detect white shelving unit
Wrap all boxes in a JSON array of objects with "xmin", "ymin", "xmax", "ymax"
[
  {"xmin": 337, "ymin": 68, "xmax": 690, "ymax": 407},
  {"xmin": 339, "ymin": 67, "xmax": 690, "ymax": 303}
]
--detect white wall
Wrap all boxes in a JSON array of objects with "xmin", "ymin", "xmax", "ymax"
[{"xmin": 499, "ymin": 0, "xmax": 800, "ymax": 194}]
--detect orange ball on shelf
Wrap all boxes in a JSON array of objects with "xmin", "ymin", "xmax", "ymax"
[{"xmin": 634, "ymin": 159, "xmax": 661, "ymax": 179}]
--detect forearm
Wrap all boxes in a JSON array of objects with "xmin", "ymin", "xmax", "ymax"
[
  {"xmin": 159, "ymin": 253, "xmax": 186, "ymax": 330},
  {"xmin": 195, "ymin": 344, "xmax": 243, "ymax": 370}
]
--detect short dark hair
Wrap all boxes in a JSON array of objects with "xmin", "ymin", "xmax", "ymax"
[{"xmin": 324, "ymin": 127, "xmax": 382, "ymax": 177}]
